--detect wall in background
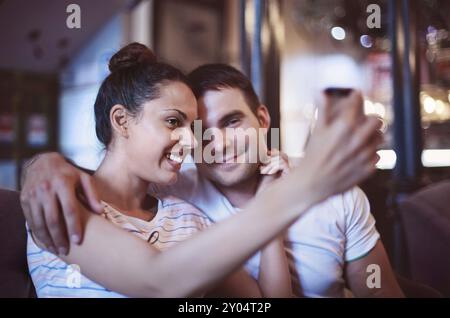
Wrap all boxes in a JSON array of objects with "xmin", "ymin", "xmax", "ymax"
[
  {"xmin": 59, "ymin": 15, "xmax": 124, "ymax": 170},
  {"xmin": 59, "ymin": 1, "xmax": 155, "ymax": 170}
]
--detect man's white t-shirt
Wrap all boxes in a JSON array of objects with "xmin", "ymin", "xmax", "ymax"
[{"xmin": 150, "ymin": 163, "xmax": 380, "ymax": 298}]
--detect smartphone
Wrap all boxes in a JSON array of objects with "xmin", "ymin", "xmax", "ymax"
[{"xmin": 322, "ymin": 87, "xmax": 361, "ymax": 123}]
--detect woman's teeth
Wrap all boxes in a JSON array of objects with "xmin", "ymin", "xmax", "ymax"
[{"xmin": 167, "ymin": 153, "xmax": 184, "ymax": 164}]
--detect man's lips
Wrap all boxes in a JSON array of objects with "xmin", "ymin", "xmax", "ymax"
[
  {"xmin": 217, "ymin": 151, "xmax": 248, "ymax": 164},
  {"xmin": 222, "ymin": 154, "xmax": 238, "ymax": 164}
]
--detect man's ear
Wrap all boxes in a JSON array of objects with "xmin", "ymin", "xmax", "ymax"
[
  {"xmin": 256, "ymin": 105, "xmax": 271, "ymax": 130},
  {"xmin": 110, "ymin": 104, "xmax": 130, "ymax": 138}
]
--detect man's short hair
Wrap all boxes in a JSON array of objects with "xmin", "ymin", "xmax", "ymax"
[{"xmin": 188, "ymin": 63, "xmax": 260, "ymax": 114}]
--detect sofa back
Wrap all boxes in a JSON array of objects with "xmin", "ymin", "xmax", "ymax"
[
  {"xmin": 398, "ymin": 181, "xmax": 450, "ymax": 297},
  {"xmin": 0, "ymin": 189, "xmax": 36, "ymax": 298}
]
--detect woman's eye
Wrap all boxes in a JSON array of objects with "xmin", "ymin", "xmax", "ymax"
[{"xmin": 167, "ymin": 118, "xmax": 180, "ymax": 127}]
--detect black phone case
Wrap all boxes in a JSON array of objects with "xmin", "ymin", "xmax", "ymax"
[{"xmin": 324, "ymin": 88, "xmax": 353, "ymax": 97}]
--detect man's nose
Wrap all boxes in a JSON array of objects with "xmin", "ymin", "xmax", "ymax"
[{"xmin": 210, "ymin": 130, "xmax": 233, "ymax": 156}]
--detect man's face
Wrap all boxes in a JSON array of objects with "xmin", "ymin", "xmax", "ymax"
[{"xmin": 196, "ymin": 87, "xmax": 270, "ymax": 187}]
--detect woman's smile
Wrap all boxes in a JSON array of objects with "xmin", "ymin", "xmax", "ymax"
[{"xmin": 163, "ymin": 151, "xmax": 187, "ymax": 171}]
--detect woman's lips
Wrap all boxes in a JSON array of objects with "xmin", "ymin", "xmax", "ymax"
[
  {"xmin": 165, "ymin": 153, "xmax": 184, "ymax": 170},
  {"xmin": 167, "ymin": 153, "xmax": 184, "ymax": 163}
]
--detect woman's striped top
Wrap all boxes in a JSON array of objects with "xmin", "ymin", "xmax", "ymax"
[{"xmin": 27, "ymin": 195, "xmax": 213, "ymax": 298}]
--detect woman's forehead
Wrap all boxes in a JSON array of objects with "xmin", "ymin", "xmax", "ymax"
[{"xmin": 143, "ymin": 82, "xmax": 198, "ymax": 118}]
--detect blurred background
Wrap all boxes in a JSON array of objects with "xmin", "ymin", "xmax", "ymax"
[{"xmin": 0, "ymin": 0, "xmax": 449, "ymax": 295}]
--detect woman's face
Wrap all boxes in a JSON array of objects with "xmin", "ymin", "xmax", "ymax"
[{"xmin": 121, "ymin": 81, "xmax": 198, "ymax": 185}]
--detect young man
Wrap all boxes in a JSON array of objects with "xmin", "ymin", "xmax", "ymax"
[{"xmin": 20, "ymin": 64, "xmax": 403, "ymax": 297}]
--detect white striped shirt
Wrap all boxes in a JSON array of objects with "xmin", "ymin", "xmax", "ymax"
[{"xmin": 27, "ymin": 195, "xmax": 213, "ymax": 298}]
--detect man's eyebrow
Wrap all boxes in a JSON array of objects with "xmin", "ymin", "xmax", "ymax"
[
  {"xmin": 218, "ymin": 110, "xmax": 244, "ymax": 127},
  {"xmin": 163, "ymin": 109, "xmax": 187, "ymax": 120}
]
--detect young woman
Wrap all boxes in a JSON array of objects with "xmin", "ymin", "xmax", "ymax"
[{"xmin": 26, "ymin": 43, "xmax": 381, "ymax": 297}]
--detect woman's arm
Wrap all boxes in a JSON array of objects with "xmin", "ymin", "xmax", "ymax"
[{"xmin": 40, "ymin": 183, "xmax": 312, "ymax": 298}]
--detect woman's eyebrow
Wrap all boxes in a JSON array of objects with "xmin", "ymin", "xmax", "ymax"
[{"xmin": 163, "ymin": 109, "xmax": 187, "ymax": 120}]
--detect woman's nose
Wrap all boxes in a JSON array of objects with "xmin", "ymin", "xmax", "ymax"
[{"xmin": 179, "ymin": 127, "xmax": 198, "ymax": 150}]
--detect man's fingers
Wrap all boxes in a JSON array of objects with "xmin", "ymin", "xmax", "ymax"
[
  {"xmin": 57, "ymin": 186, "xmax": 84, "ymax": 245},
  {"xmin": 80, "ymin": 174, "xmax": 103, "ymax": 213},
  {"xmin": 38, "ymin": 187, "xmax": 69, "ymax": 255},
  {"xmin": 20, "ymin": 192, "xmax": 34, "ymax": 229},
  {"xmin": 28, "ymin": 198, "xmax": 56, "ymax": 254}
]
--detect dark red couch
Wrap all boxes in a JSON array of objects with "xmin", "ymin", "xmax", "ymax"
[
  {"xmin": 398, "ymin": 181, "xmax": 450, "ymax": 297},
  {"xmin": 0, "ymin": 189, "xmax": 36, "ymax": 297},
  {"xmin": 0, "ymin": 186, "xmax": 445, "ymax": 298}
]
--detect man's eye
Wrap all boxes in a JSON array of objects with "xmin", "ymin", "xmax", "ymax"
[{"xmin": 225, "ymin": 118, "xmax": 240, "ymax": 127}]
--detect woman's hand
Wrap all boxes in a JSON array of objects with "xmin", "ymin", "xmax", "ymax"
[
  {"xmin": 273, "ymin": 91, "xmax": 383, "ymax": 214},
  {"xmin": 259, "ymin": 149, "xmax": 291, "ymax": 177},
  {"xmin": 258, "ymin": 149, "xmax": 291, "ymax": 194}
]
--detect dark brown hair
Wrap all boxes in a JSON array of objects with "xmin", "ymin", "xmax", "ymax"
[
  {"xmin": 94, "ymin": 42, "xmax": 189, "ymax": 146},
  {"xmin": 187, "ymin": 64, "xmax": 260, "ymax": 113}
]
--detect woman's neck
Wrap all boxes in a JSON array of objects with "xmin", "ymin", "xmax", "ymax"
[{"xmin": 94, "ymin": 150, "xmax": 156, "ymax": 219}]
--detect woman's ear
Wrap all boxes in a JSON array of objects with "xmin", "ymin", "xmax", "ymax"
[
  {"xmin": 256, "ymin": 105, "xmax": 271, "ymax": 130},
  {"xmin": 110, "ymin": 104, "xmax": 130, "ymax": 138}
]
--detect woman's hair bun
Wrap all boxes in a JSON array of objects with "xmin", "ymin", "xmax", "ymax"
[{"xmin": 108, "ymin": 42, "xmax": 157, "ymax": 73}]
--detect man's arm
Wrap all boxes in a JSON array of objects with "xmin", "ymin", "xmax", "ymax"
[
  {"xmin": 20, "ymin": 152, "xmax": 103, "ymax": 255},
  {"xmin": 344, "ymin": 241, "xmax": 404, "ymax": 297},
  {"xmin": 257, "ymin": 151, "xmax": 294, "ymax": 298},
  {"xmin": 258, "ymin": 235, "xmax": 293, "ymax": 297},
  {"xmin": 205, "ymin": 269, "xmax": 263, "ymax": 297}
]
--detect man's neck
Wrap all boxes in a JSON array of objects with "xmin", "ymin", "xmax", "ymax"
[{"xmin": 214, "ymin": 174, "xmax": 261, "ymax": 209}]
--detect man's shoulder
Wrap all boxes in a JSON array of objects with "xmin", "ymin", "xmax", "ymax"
[
  {"xmin": 308, "ymin": 187, "xmax": 370, "ymax": 220},
  {"xmin": 288, "ymin": 156, "xmax": 368, "ymax": 216}
]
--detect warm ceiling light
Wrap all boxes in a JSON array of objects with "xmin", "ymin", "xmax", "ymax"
[{"xmin": 424, "ymin": 96, "xmax": 436, "ymax": 114}]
